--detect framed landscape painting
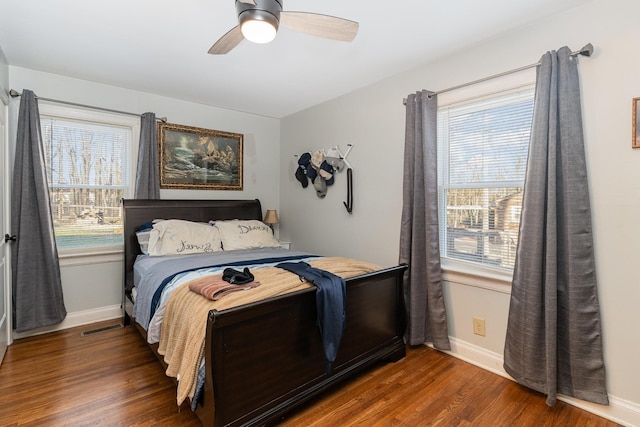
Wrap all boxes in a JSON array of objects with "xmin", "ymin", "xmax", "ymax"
[{"xmin": 158, "ymin": 122, "xmax": 243, "ymax": 190}]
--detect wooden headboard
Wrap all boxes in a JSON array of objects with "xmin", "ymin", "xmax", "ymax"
[{"xmin": 122, "ymin": 198, "xmax": 263, "ymax": 290}]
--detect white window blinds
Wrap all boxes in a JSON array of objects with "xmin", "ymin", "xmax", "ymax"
[
  {"xmin": 40, "ymin": 116, "xmax": 131, "ymax": 251},
  {"xmin": 437, "ymin": 88, "xmax": 534, "ymax": 270}
]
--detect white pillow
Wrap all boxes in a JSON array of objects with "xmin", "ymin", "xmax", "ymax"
[
  {"xmin": 136, "ymin": 230, "xmax": 152, "ymax": 255},
  {"xmin": 214, "ymin": 220, "xmax": 280, "ymax": 250},
  {"xmin": 147, "ymin": 219, "xmax": 223, "ymax": 256}
]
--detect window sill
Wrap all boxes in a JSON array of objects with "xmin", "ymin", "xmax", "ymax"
[
  {"xmin": 58, "ymin": 247, "xmax": 123, "ymax": 267},
  {"xmin": 441, "ymin": 259, "xmax": 512, "ymax": 294}
]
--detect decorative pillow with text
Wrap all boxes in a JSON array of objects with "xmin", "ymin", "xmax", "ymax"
[
  {"xmin": 147, "ymin": 219, "xmax": 223, "ymax": 256},
  {"xmin": 214, "ymin": 220, "xmax": 280, "ymax": 250}
]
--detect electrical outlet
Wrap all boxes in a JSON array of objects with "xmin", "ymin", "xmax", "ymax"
[{"xmin": 473, "ymin": 317, "xmax": 486, "ymax": 336}]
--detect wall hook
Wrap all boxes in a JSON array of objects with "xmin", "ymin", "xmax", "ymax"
[{"xmin": 343, "ymin": 168, "xmax": 353, "ymax": 214}]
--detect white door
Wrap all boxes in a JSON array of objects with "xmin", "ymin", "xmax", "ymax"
[{"xmin": 0, "ymin": 103, "xmax": 9, "ymax": 364}]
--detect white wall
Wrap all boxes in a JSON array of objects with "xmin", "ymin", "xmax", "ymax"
[
  {"xmin": 0, "ymin": 47, "xmax": 8, "ymax": 102},
  {"xmin": 7, "ymin": 66, "xmax": 281, "ymax": 333},
  {"xmin": 280, "ymin": 0, "xmax": 640, "ymax": 424}
]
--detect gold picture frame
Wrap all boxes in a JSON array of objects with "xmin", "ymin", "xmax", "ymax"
[
  {"xmin": 158, "ymin": 122, "xmax": 243, "ymax": 190},
  {"xmin": 633, "ymin": 97, "xmax": 640, "ymax": 148}
]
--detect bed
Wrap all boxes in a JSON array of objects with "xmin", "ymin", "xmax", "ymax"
[{"xmin": 122, "ymin": 198, "xmax": 407, "ymax": 427}]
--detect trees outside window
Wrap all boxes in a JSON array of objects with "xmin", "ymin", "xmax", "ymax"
[{"xmin": 39, "ymin": 105, "xmax": 138, "ymax": 252}]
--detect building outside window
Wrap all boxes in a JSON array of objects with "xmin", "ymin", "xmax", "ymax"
[{"xmin": 437, "ymin": 87, "xmax": 534, "ymax": 271}]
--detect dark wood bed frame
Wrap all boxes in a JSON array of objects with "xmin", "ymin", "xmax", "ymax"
[{"xmin": 122, "ymin": 198, "xmax": 407, "ymax": 427}]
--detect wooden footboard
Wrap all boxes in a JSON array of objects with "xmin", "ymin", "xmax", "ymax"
[{"xmin": 196, "ymin": 264, "xmax": 407, "ymax": 427}]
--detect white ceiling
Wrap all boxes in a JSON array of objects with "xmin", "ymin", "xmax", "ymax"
[{"xmin": 0, "ymin": 0, "xmax": 591, "ymax": 118}]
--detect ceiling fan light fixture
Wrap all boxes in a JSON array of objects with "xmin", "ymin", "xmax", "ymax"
[
  {"xmin": 239, "ymin": 10, "xmax": 278, "ymax": 44},
  {"xmin": 209, "ymin": 0, "xmax": 359, "ymax": 55}
]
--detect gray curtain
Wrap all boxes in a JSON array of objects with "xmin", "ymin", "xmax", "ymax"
[
  {"xmin": 400, "ymin": 90, "xmax": 450, "ymax": 350},
  {"xmin": 503, "ymin": 47, "xmax": 608, "ymax": 406},
  {"xmin": 134, "ymin": 112, "xmax": 160, "ymax": 198},
  {"xmin": 11, "ymin": 89, "xmax": 66, "ymax": 332}
]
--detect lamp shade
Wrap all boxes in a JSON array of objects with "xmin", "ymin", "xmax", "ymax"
[{"xmin": 263, "ymin": 209, "xmax": 279, "ymax": 225}]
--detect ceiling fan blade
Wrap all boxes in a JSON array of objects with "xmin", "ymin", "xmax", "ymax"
[
  {"xmin": 280, "ymin": 11, "xmax": 358, "ymax": 42},
  {"xmin": 208, "ymin": 25, "xmax": 244, "ymax": 55},
  {"xmin": 237, "ymin": 0, "xmax": 257, "ymax": 4}
]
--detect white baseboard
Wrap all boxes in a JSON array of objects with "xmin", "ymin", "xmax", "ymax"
[
  {"xmin": 430, "ymin": 337, "xmax": 640, "ymax": 427},
  {"xmin": 12, "ymin": 305, "xmax": 123, "ymax": 340}
]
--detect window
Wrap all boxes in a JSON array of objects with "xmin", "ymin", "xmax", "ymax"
[
  {"xmin": 39, "ymin": 104, "xmax": 139, "ymax": 254},
  {"xmin": 437, "ymin": 87, "xmax": 534, "ymax": 271}
]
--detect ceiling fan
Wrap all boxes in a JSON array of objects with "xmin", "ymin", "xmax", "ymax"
[{"xmin": 208, "ymin": 0, "xmax": 359, "ymax": 55}]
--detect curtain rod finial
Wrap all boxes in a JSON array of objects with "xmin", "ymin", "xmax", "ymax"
[
  {"xmin": 580, "ymin": 43, "xmax": 594, "ymax": 57},
  {"xmin": 9, "ymin": 89, "xmax": 20, "ymax": 98}
]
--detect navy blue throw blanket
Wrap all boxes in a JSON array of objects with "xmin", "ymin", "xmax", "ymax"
[{"xmin": 275, "ymin": 261, "xmax": 346, "ymax": 374}]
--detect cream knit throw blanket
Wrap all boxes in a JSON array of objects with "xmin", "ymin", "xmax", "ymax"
[{"xmin": 157, "ymin": 257, "xmax": 382, "ymax": 405}]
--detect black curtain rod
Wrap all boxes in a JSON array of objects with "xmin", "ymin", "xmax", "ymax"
[
  {"xmin": 403, "ymin": 43, "xmax": 594, "ymax": 105},
  {"xmin": 8, "ymin": 89, "xmax": 167, "ymax": 122}
]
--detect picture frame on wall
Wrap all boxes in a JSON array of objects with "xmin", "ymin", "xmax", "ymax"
[
  {"xmin": 633, "ymin": 97, "xmax": 640, "ymax": 148},
  {"xmin": 158, "ymin": 122, "xmax": 243, "ymax": 190}
]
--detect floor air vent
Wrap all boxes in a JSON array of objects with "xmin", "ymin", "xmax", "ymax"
[{"xmin": 81, "ymin": 324, "xmax": 123, "ymax": 336}]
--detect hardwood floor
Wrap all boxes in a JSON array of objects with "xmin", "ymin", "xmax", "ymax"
[{"xmin": 0, "ymin": 320, "xmax": 620, "ymax": 427}]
